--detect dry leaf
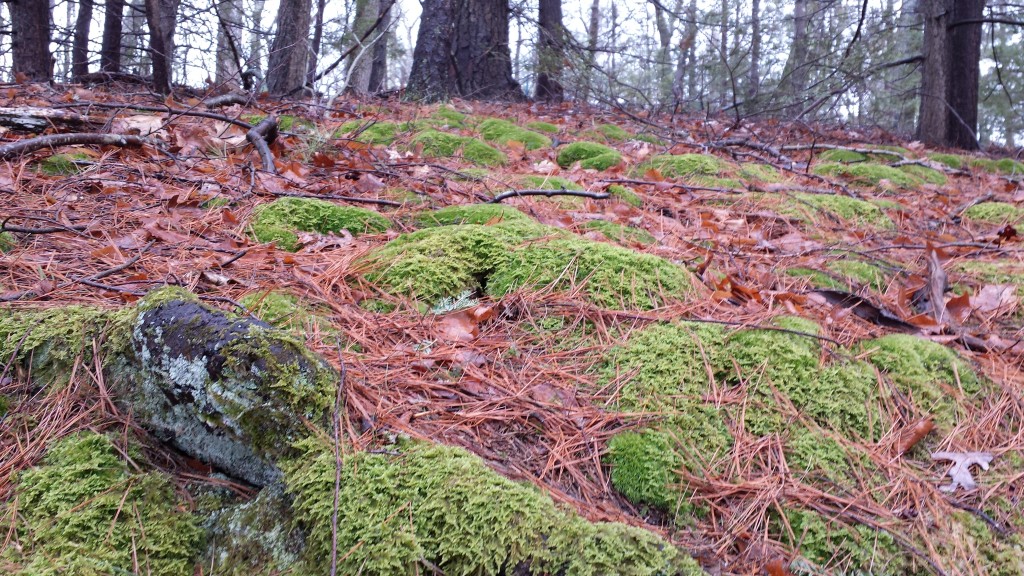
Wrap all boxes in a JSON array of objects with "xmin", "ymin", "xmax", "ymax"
[
  {"xmin": 896, "ymin": 417, "xmax": 934, "ymax": 455},
  {"xmin": 931, "ymin": 451, "xmax": 994, "ymax": 492},
  {"xmin": 971, "ymin": 284, "xmax": 1019, "ymax": 316}
]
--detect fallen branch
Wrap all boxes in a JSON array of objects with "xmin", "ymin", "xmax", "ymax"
[
  {"xmin": 598, "ymin": 178, "xmax": 747, "ymax": 195},
  {"xmin": 54, "ymin": 101, "xmax": 254, "ymax": 131},
  {"xmin": 246, "ymin": 116, "xmax": 279, "ymax": 173},
  {"xmin": 0, "ymin": 133, "xmax": 153, "ymax": 161},
  {"xmin": 488, "ymin": 189, "xmax": 611, "ymax": 204}
]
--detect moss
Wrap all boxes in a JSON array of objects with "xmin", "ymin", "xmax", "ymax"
[
  {"xmin": 409, "ymin": 129, "xmax": 506, "ymax": 166},
  {"xmin": 863, "ymin": 334, "xmax": 980, "ymax": 428},
  {"xmin": 414, "ymin": 204, "xmax": 533, "ymax": 227},
  {"xmin": 818, "ymin": 149, "xmax": 868, "ymax": 163},
  {"xmin": 37, "ymin": 152, "xmax": 90, "ymax": 176},
  {"xmin": 962, "ymin": 201, "xmax": 1024, "ymax": 224},
  {"xmin": 607, "ymin": 184, "xmax": 643, "ymax": 207},
  {"xmin": 634, "ymin": 154, "xmax": 727, "ymax": 179},
  {"xmin": 527, "ymin": 121, "xmax": 560, "ymax": 134},
  {"xmin": 433, "ymin": 105, "xmax": 468, "ymax": 127},
  {"xmin": 583, "ymin": 220, "xmax": 656, "ymax": 245},
  {"xmin": 969, "ymin": 157, "xmax": 1024, "ymax": 175},
  {"xmin": 778, "ymin": 508, "xmax": 907, "ymax": 574},
  {"xmin": 946, "ymin": 512, "xmax": 1024, "ymax": 576},
  {"xmin": 954, "ymin": 260, "xmax": 1024, "ymax": 289},
  {"xmin": 596, "ymin": 123, "xmax": 630, "ymax": 141},
  {"xmin": 363, "ymin": 220, "xmax": 557, "ymax": 304},
  {"xmin": 477, "ymin": 118, "xmax": 551, "ymax": 150},
  {"xmin": 7, "ymin": 432, "xmax": 202, "ymax": 575},
  {"xmin": 607, "ymin": 430, "xmax": 681, "ymax": 510},
  {"xmin": 335, "ymin": 120, "xmax": 400, "ymax": 145},
  {"xmin": 452, "ymin": 167, "xmax": 491, "ymax": 181},
  {"xmin": 277, "ymin": 115, "xmax": 314, "ymax": 132},
  {"xmin": 487, "ymin": 237, "xmax": 695, "ymax": 309},
  {"xmin": 240, "ymin": 290, "xmax": 332, "ymax": 335},
  {"xmin": 0, "ymin": 231, "xmax": 15, "ymax": 252},
  {"xmin": 634, "ymin": 133, "xmax": 666, "ymax": 145},
  {"xmin": 929, "ymin": 153, "xmax": 964, "ymax": 169},
  {"xmin": 786, "ymin": 267, "xmax": 846, "ymax": 290},
  {"xmin": 557, "ymin": 142, "xmax": 622, "ymax": 170},
  {"xmin": 249, "ymin": 197, "xmax": 390, "ymax": 251},
  {"xmin": 900, "ymin": 164, "xmax": 947, "ymax": 185},
  {"xmin": 738, "ymin": 163, "xmax": 781, "ymax": 183},
  {"xmin": 827, "ymin": 259, "xmax": 888, "ymax": 291},
  {"xmin": 812, "ymin": 162, "xmax": 920, "ymax": 188},
  {"xmin": 521, "ymin": 174, "xmax": 583, "ymax": 190},
  {"xmin": 790, "ymin": 192, "xmax": 895, "ymax": 229},
  {"xmin": 872, "ymin": 198, "xmax": 905, "ymax": 211},
  {"xmin": 283, "ymin": 438, "xmax": 698, "ymax": 576},
  {"xmin": 200, "ymin": 485, "xmax": 303, "ymax": 575},
  {"xmin": 136, "ymin": 284, "xmax": 201, "ymax": 311}
]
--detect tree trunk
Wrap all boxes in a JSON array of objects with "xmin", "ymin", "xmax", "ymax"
[
  {"xmin": 306, "ymin": 0, "xmax": 327, "ymax": 87},
  {"xmin": 917, "ymin": 0, "xmax": 985, "ymax": 149},
  {"xmin": 451, "ymin": 0, "xmax": 524, "ymax": 100},
  {"xmin": 748, "ymin": 0, "xmax": 761, "ymax": 102},
  {"xmin": 72, "ymin": 0, "xmax": 93, "ymax": 78},
  {"xmin": 266, "ymin": 0, "xmax": 312, "ymax": 97},
  {"xmin": 368, "ymin": 1, "xmax": 393, "ymax": 92},
  {"xmin": 580, "ymin": 0, "xmax": 600, "ymax": 102},
  {"xmin": 100, "ymin": 0, "xmax": 125, "ymax": 72},
  {"xmin": 652, "ymin": 1, "xmax": 672, "ymax": 102},
  {"xmin": 534, "ymin": 0, "xmax": 564, "ymax": 102},
  {"xmin": 779, "ymin": 0, "xmax": 812, "ymax": 116},
  {"xmin": 346, "ymin": 0, "xmax": 379, "ymax": 94},
  {"xmin": 406, "ymin": 0, "xmax": 456, "ymax": 101},
  {"xmin": 215, "ymin": 0, "xmax": 243, "ymax": 88},
  {"xmin": 144, "ymin": 0, "xmax": 181, "ymax": 94},
  {"xmin": 126, "ymin": 0, "xmax": 149, "ymax": 76},
  {"xmin": 9, "ymin": 0, "xmax": 52, "ymax": 82}
]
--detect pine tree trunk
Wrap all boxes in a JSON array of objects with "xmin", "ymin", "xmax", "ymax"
[
  {"xmin": 534, "ymin": 0, "xmax": 564, "ymax": 102},
  {"xmin": 748, "ymin": 0, "xmax": 761, "ymax": 102},
  {"xmin": 9, "ymin": 0, "xmax": 52, "ymax": 82},
  {"xmin": 145, "ymin": 0, "xmax": 181, "ymax": 94},
  {"xmin": 215, "ymin": 0, "xmax": 243, "ymax": 88},
  {"xmin": 266, "ymin": 0, "xmax": 312, "ymax": 97},
  {"xmin": 100, "ymin": 0, "xmax": 125, "ymax": 72},
  {"xmin": 367, "ymin": 1, "xmax": 393, "ymax": 92},
  {"xmin": 406, "ymin": 0, "xmax": 456, "ymax": 101},
  {"xmin": 779, "ymin": 0, "xmax": 812, "ymax": 116},
  {"xmin": 451, "ymin": 0, "xmax": 524, "ymax": 100},
  {"xmin": 72, "ymin": 0, "xmax": 93, "ymax": 78},
  {"xmin": 306, "ymin": 0, "xmax": 327, "ymax": 87},
  {"xmin": 346, "ymin": 0, "xmax": 379, "ymax": 94},
  {"xmin": 580, "ymin": 0, "xmax": 600, "ymax": 103}
]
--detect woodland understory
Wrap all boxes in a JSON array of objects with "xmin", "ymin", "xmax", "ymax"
[{"xmin": 0, "ymin": 81, "xmax": 1023, "ymax": 575}]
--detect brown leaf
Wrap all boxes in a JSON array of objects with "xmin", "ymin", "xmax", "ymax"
[
  {"xmin": 971, "ymin": 284, "xmax": 1019, "ymax": 316},
  {"xmin": 436, "ymin": 310, "xmax": 479, "ymax": 342},
  {"xmin": 896, "ymin": 417, "xmax": 934, "ymax": 455}
]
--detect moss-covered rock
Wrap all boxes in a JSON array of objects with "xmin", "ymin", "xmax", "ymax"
[
  {"xmin": 527, "ymin": 121, "xmax": 560, "ymax": 134},
  {"xmin": 487, "ymin": 237, "xmax": 694, "ymax": 309},
  {"xmin": 790, "ymin": 192, "xmax": 895, "ymax": 229},
  {"xmin": 863, "ymin": 334, "xmax": 981, "ymax": 428},
  {"xmin": 557, "ymin": 142, "xmax": 623, "ymax": 170},
  {"xmin": 199, "ymin": 485, "xmax": 303, "ymax": 575},
  {"xmin": 409, "ymin": 129, "xmax": 507, "ymax": 166},
  {"xmin": 414, "ymin": 204, "xmax": 533, "ymax": 227},
  {"xmin": 607, "ymin": 184, "xmax": 643, "ymax": 207},
  {"xmin": 478, "ymin": 118, "xmax": 551, "ymax": 150},
  {"xmin": 240, "ymin": 290, "xmax": 333, "ymax": 335},
  {"xmin": 249, "ymin": 197, "xmax": 390, "ymax": 251},
  {"xmin": 335, "ymin": 120, "xmax": 401, "ymax": 145},
  {"xmin": 6, "ymin": 432, "xmax": 202, "ymax": 575},
  {"xmin": 521, "ymin": 174, "xmax": 583, "ymax": 190},
  {"xmin": 284, "ymin": 438, "xmax": 700, "ymax": 576},
  {"xmin": 583, "ymin": 220, "xmax": 656, "ymax": 245},
  {"xmin": 962, "ymin": 201, "xmax": 1024, "ymax": 224},
  {"xmin": 813, "ymin": 162, "xmax": 921, "ymax": 188}
]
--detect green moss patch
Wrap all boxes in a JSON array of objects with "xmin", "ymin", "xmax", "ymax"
[
  {"xmin": 527, "ymin": 121, "xmax": 560, "ymax": 134},
  {"xmin": 738, "ymin": 163, "xmax": 782, "ymax": 183},
  {"xmin": 521, "ymin": 174, "xmax": 583, "ymax": 190},
  {"xmin": 607, "ymin": 184, "xmax": 643, "ymax": 207},
  {"xmin": 432, "ymin": 105, "xmax": 469, "ymax": 127},
  {"xmin": 634, "ymin": 154, "xmax": 726, "ymax": 179},
  {"xmin": 818, "ymin": 149, "xmax": 869, "ymax": 163},
  {"xmin": 415, "ymin": 204, "xmax": 534, "ymax": 227},
  {"xmin": 284, "ymin": 438, "xmax": 698, "ymax": 576},
  {"xmin": 969, "ymin": 157, "xmax": 1024, "ymax": 175},
  {"xmin": 929, "ymin": 153, "xmax": 964, "ymax": 169},
  {"xmin": 240, "ymin": 290, "xmax": 332, "ymax": 334},
  {"xmin": 557, "ymin": 142, "xmax": 622, "ymax": 170},
  {"xmin": 335, "ymin": 120, "xmax": 400, "ymax": 145},
  {"xmin": 477, "ymin": 118, "xmax": 551, "ymax": 150},
  {"xmin": 7, "ymin": 432, "xmax": 202, "ymax": 575},
  {"xmin": 786, "ymin": 267, "xmax": 846, "ymax": 290},
  {"xmin": 962, "ymin": 201, "xmax": 1024, "ymax": 224},
  {"xmin": 250, "ymin": 197, "xmax": 390, "ymax": 251},
  {"xmin": 826, "ymin": 259, "xmax": 889, "ymax": 291},
  {"xmin": 862, "ymin": 334, "xmax": 981, "ymax": 428},
  {"xmin": 0, "ymin": 231, "xmax": 15, "ymax": 252},
  {"xmin": 789, "ymin": 192, "xmax": 895, "ymax": 229},
  {"xmin": 37, "ymin": 152, "xmax": 90, "ymax": 176},
  {"xmin": 409, "ymin": 129, "xmax": 506, "ymax": 166},
  {"xmin": 596, "ymin": 123, "xmax": 630, "ymax": 141},
  {"xmin": 583, "ymin": 220, "xmax": 655, "ymax": 245},
  {"xmin": 812, "ymin": 162, "xmax": 920, "ymax": 188},
  {"xmin": 777, "ymin": 508, "xmax": 906, "ymax": 574}
]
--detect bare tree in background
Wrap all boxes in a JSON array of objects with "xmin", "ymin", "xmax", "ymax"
[
  {"xmin": 778, "ymin": 0, "xmax": 813, "ymax": 115},
  {"xmin": 367, "ymin": 1, "xmax": 393, "ymax": 92},
  {"xmin": 346, "ymin": 0, "xmax": 381, "ymax": 94},
  {"xmin": 579, "ymin": 0, "xmax": 600, "ymax": 103},
  {"xmin": 215, "ymin": 0, "xmax": 243, "ymax": 87},
  {"xmin": 72, "ymin": 0, "xmax": 93, "ymax": 78},
  {"xmin": 535, "ymin": 0, "xmax": 565, "ymax": 102},
  {"xmin": 145, "ymin": 0, "xmax": 182, "ymax": 93},
  {"xmin": 7, "ymin": 0, "xmax": 52, "ymax": 81},
  {"xmin": 266, "ymin": 0, "xmax": 312, "ymax": 97},
  {"xmin": 101, "ymin": 0, "xmax": 126, "ymax": 72}
]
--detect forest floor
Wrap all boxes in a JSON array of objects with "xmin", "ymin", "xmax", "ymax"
[{"xmin": 1, "ymin": 82, "xmax": 1023, "ymax": 575}]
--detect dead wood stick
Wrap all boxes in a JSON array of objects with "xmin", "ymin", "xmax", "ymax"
[
  {"xmin": 0, "ymin": 133, "xmax": 152, "ymax": 161},
  {"xmin": 489, "ymin": 189, "xmax": 610, "ymax": 203},
  {"xmin": 246, "ymin": 116, "xmax": 279, "ymax": 173},
  {"xmin": 53, "ymin": 101, "xmax": 254, "ymax": 130}
]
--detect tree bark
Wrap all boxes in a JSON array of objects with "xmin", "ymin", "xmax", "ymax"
[
  {"xmin": 306, "ymin": 0, "xmax": 327, "ymax": 87},
  {"xmin": 748, "ymin": 0, "xmax": 761, "ymax": 102},
  {"xmin": 144, "ymin": 0, "xmax": 181, "ymax": 94},
  {"xmin": 72, "ymin": 0, "xmax": 93, "ymax": 78},
  {"xmin": 215, "ymin": 0, "xmax": 243, "ymax": 88},
  {"xmin": 917, "ymin": 0, "xmax": 985, "ymax": 149},
  {"xmin": 406, "ymin": 0, "xmax": 456, "ymax": 101},
  {"xmin": 345, "ymin": 0, "xmax": 379, "ymax": 94},
  {"xmin": 779, "ymin": 0, "xmax": 812, "ymax": 116},
  {"xmin": 9, "ymin": 0, "xmax": 52, "ymax": 82},
  {"xmin": 580, "ymin": 0, "xmax": 600, "ymax": 103},
  {"xmin": 100, "ymin": 0, "xmax": 126, "ymax": 72},
  {"xmin": 451, "ymin": 0, "xmax": 524, "ymax": 100},
  {"xmin": 266, "ymin": 0, "xmax": 313, "ymax": 97},
  {"xmin": 534, "ymin": 0, "xmax": 565, "ymax": 102},
  {"xmin": 367, "ymin": 1, "xmax": 393, "ymax": 92}
]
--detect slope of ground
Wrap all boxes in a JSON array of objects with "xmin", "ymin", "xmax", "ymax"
[{"xmin": 1, "ymin": 84, "xmax": 1022, "ymax": 575}]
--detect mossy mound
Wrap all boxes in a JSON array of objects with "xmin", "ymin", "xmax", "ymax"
[
  {"xmin": 969, "ymin": 157, "xmax": 1024, "ymax": 175},
  {"xmin": 249, "ymin": 197, "xmax": 390, "ymax": 251},
  {"xmin": 527, "ymin": 120, "xmax": 560, "ymax": 134},
  {"xmin": 409, "ymin": 129, "xmax": 506, "ymax": 166},
  {"xmin": 826, "ymin": 259, "xmax": 889, "ymax": 291},
  {"xmin": 634, "ymin": 154, "xmax": 727, "ymax": 179},
  {"xmin": 335, "ymin": 120, "xmax": 400, "ymax": 145},
  {"xmin": 607, "ymin": 184, "xmax": 643, "ymax": 207},
  {"xmin": 433, "ymin": 105, "xmax": 469, "ymax": 127},
  {"xmin": 595, "ymin": 123, "xmax": 630, "ymax": 141},
  {"xmin": 738, "ymin": 163, "xmax": 782, "ymax": 183},
  {"xmin": 37, "ymin": 152, "xmax": 90, "ymax": 176},
  {"xmin": 861, "ymin": 334, "xmax": 981, "ymax": 428},
  {"xmin": 900, "ymin": 164, "xmax": 947, "ymax": 185},
  {"xmin": 962, "ymin": 201, "xmax": 1024, "ymax": 224},
  {"xmin": 478, "ymin": 118, "xmax": 551, "ymax": 150},
  {"xmin": 776, "ymin": 508, "xmax": 906, "ymax": 574},
  {"xmin": 557, "ymin": 141, "xmax": 623, "ymax": 170},
  {"xmin": 284, "ymin": 438, "xmax": 700, "ymax": 576},
  {"xmin": 5, "ymin": 432, "xmax": 202, "ymax": 575},
  {"xmin": 954, "ymin": 260, "xmax": 1024, "ymax": 289},
  {"xmin": 818, "ymin": 149, "xmax": 870, "ymax": 163},
  {"xmin": 0, "ymin": 231, "xmax": 16, "ymax": 252},
  {"xmin": 786, "ymin": 267, "xmax": 846, "ymax": 290},
  {"xmin": 812, "ymin": 162, "xmax": 921, "ymax": 188},
  {"xmin": 929, "ymin": 153, "xmax": 964, "ymax": 169},
  {"xmin": 487, "ymin": 237, "xmax": 695, "ymax": 309},
  {"xmin": 414, "ymin": 204, "xmax": 534, "ymax": 227},
  {"xmin": 583, "ymin": 220, "xmax": 656, "ymax": 245},
  {"xmin": 246, "ymin": 114, "xmax": 313, "ymax": 132},
  {"xmin": 521, "ymin": 174, "xmax": 583, "ymax": 190},
  {"xmin": 789, "ymin": 192, "xmax": 895, "ymax": 229}
]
